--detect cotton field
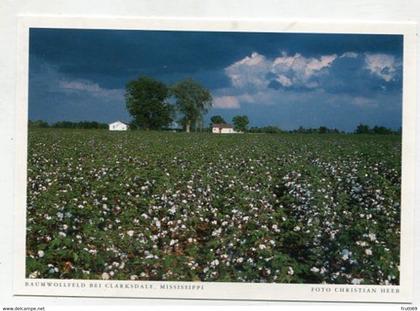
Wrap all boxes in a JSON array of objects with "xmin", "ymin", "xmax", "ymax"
[{"xmin": 26, "ymin": 129, "xmax": 401, "ymax": 284}]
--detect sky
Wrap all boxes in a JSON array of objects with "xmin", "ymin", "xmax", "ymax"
[{"xmin": 29, "ymin": 28, "xmax": 403, "ymax": 131}]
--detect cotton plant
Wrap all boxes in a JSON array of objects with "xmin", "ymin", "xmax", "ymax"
[{"xmin": 26, "ymin": 129, "xmax": 400, "ymax": 284}]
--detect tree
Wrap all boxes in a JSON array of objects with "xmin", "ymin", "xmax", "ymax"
[
  {"xmin": 319, "ymin": 126, "xmax": 327, "ymax": 134},
  {"xmin": 171, "ymin": 79, "xmax": 212, "ymax": 133},
  {"xmin": 372, "ymin": 126, "xmax": 393, "ymax": 135},
  {"xmin": 125, "ymin": 76, "xmax": 173, "ymax": 130},
  {"xmin": 210, "ymin": 115, "xmax": 226, "ymax": 126},
  {"xmin": 29, "ymin": 120, "xmax": 49, "ymax": 128},
  {"xmin": 355, "ymin": 123, "xmax": 370, "ymax": 134},
  {"xmin": 232, "ymin": 115, "xmax": 249, "ymax": 132},
  {"xmin": 249, "ymin": 126, "xmax": 282, "ymax": 134}
]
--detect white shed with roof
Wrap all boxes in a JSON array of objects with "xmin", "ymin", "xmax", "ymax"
[{"xmin": 109, "ymin": 121, "xmax": 128, "ymax": 131}]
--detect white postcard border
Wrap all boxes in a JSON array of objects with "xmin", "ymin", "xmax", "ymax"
[{"xmin": 14, "ymin": 16, "xmax": 417, "ymax": 302}]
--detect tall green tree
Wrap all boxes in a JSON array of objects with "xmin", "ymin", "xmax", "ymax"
[
  {"xmin": 125, "ymin": 76, "xmax": 173, "ymax": 130},
  {"xmin": 171, "ymin": 79, "xmax": 212, "ymax": 133},
  {"xmin": 232, "ymin": 115, "xmax": 249, "ymax": 132},
  {"xmin": 210, "ymin": 115, "xmax": 226, "ymax": 126}
]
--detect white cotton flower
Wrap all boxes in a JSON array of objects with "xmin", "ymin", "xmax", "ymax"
[
  {"xmin": 368, "ymin": 233, "xmax": 377, "ymax": 241},
  {"xmin": 37, "ymin": 250, "xmax": 45, "ymax": 258},
  {"xmin": 101, "ymin": 272, "xmax": 110, "ymax": 280},
  {"xmin": 258, "ymin": 244, "xmax": 267, "ymax": 250},
  {"xmin": 310, "ymin": 267, "xmax": 320, "ymax": 273},
  {"xmin": 130, "ymin": 274, "xmax": 138, "ymax": 280},
  {"xmin": 29, "ymin": 271, "xmax": 40, "ymax": 279},
  {"xmin": 356, "ymin": 240, "xmax": 368, "ymax": 247},
  {"xmin": 365, "ymin": 249, "xmax": 373, "ymax": 256},
  {"xmin": 237, "ymin": 257, "xmax": 244, "ymax": 263},
  {"xmin": 351, "ymin": 278, "xmax": 363, "ymax": 285},
  {"xmin": 293, "ymin": 226, "xmax": 301, "ymax": 232},
  {"xmin": 127, "ymin": 230, "xmax": 135, "ymax": 237},
  {"xmin": 288, "ymin": 266, "xmax": 294, "ymax": 275}
]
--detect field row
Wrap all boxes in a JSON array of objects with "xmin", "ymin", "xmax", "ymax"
[{"xmin": 26, "ymin": 130, "xmax": 401, "ymax": 284}]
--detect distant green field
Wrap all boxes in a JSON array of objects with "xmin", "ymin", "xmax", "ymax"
[{"xmin": 26, "ymin": 129, "xmax": 401, "ymax": 284}]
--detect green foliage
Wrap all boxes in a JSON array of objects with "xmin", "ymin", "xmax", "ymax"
[
  {"xmin": 49, "ymin": 121, "xmax": 108, "ymax": 129},
  {"xmin": 249, "ymin": 126, "xmax": 283, "ymax": 134},
  {"xmin": 355, "ymin": 124, "xmax": 399, "ymax": 135},
  {"xmin": 28, "ymin": 120, "xmax": 50, "ymax": 128},
  {"xmin": 125, "ymin": 76, "xmax": 173, "ymax": 130},
  {"xmin": 232, "ymin": 115, "xmax": 249, "ymax": 132},
  {"xmin": 290, "ymin": 126, "xmax": 341, "ymax": 134},
  {"xmin": 171, "ymin": 78, "xmax": 212, "ymax": 132},
  {"xmin": 355, "ymin": 123, "xmax": 371, "ymax": 134},
  {"xmin": 26, "ymin": 129, "xmax": 401, "ymax": 284},
  {"xmin": 210, "ymin": 115, "xmax": 226, "ymax": 126}
]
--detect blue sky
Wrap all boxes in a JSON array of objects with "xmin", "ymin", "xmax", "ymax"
[{"xmin": 29, "ymin": 29, "xmax": 403, "ymax": 131}]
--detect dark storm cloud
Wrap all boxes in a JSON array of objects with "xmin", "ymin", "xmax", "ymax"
[
  {"xmin": 28, "ymin": 28, "xmax": 403, "ymax": 130},
  {"xmin": 30, "ymin": 28, "xmax": 402, "ymax": 87}
]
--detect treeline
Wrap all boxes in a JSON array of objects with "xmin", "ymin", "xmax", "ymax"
[
  {"xmin": 248, "ymin": 126, "xmax": 341, "ymax": 134},
  {"xmin": 249, "ymin": 126, "xmax": 284, "ymax": 134},
  {"xmin": 28, "ymin": 120, "xmax": 108, "ymax": 129},
  {"xmin": 248, "ymin": 124, "xmax": 400, "ymax": 135},
  {"xmin": 354, "ymin": 124, "xmax": 401, "ymax": 135},
  {"xmin": 289, "ymin": 126, "xmax": 344, "ymax": 134}
]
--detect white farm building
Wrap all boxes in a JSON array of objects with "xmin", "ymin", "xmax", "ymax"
[
  {"xmin": 109, "ymin": 121, "xmax": 128, "ymax": 131},
  {"xmin": 212, "ymin": 123, "xmax": 239, "ymax": 134}
]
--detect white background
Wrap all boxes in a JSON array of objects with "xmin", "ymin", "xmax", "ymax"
[{"xmin": 0, "ymin": 1, "xmax": 419, "ymax": 310}]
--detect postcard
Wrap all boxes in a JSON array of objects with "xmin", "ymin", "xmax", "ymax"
[{"xmin": 14, "ymin": 16, "xmax": 416, "ymax": 302}]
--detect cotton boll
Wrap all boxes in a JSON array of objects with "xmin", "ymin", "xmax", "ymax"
[{"xmin": 101, "ymin": 272, "xmax": 110, "ymax": 280}]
